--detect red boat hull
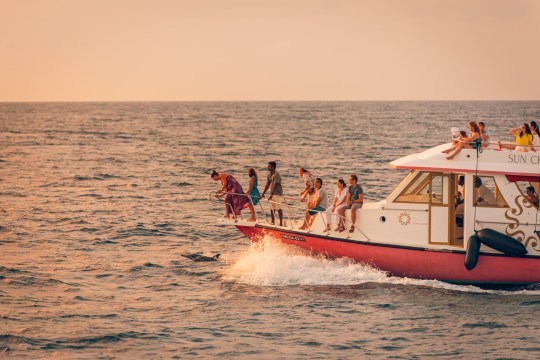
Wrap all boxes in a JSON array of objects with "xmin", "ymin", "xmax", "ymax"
[{"xmin": 236, "ymin": 225, "xmax": 540, "ymax": 285}]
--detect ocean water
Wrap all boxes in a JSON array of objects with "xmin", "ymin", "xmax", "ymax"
[{"xmin": 2, "ymin": 101, "xmax": 540, "ymax": 358}]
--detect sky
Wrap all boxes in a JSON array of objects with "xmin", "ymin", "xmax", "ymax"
[{"xmin": 1, "ymin": 0, "xmax": 539, "ymax": 101}]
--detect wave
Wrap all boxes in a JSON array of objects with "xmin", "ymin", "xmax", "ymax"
[
  {"xmin": 0, "ymin": 331, "xmax": 161, "ymax": 350},
  {"xmin": 0, "ymin": 191, "xmax": 26, "ymax": 197},
  {"xmin": 221, "ymin": 236, "xmax": 540, "ymax": 295}
]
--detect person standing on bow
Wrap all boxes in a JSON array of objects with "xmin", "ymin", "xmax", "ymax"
[
  {"xmin": 244, "ymin": 168, "xmax": 260, "ymax": 222},
  {"xmin": 211, "ymin": 170, "xmax": 249, "ymax": 219},
  {"xmin": 261, "ymin": 161, "xmax": 284, "ymax": 226}
]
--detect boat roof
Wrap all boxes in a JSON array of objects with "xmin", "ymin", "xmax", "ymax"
[{"xmin": 390, "ymin": 143, "xmax": 540, "ymax": 178}]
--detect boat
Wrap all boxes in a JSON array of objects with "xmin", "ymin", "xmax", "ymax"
[{"xmin": 210, "ymin": 142, "xmax": 540, "ymax": 285}]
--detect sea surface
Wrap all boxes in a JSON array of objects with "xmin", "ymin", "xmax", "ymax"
[{"xmin": 2, "ymin": 101, "xmax": 540, "ymax": 359}]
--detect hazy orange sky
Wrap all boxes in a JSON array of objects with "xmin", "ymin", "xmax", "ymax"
[{"xmin": 1, "ymin": 0, "xmax": 539, "ymax": 101}]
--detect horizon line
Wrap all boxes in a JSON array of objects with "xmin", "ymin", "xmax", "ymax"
[{"xmin": 1, "ymin": 99, "xmax": 540, "ymax": 103}]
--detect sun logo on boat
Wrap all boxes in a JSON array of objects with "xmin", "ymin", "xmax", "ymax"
[{"xmin": 398, "ymin": 212, "xmax": 411, "ymax": 226}]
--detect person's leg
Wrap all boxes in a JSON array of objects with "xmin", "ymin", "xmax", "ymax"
[
  {"xmin": 442, "ymin": 143, "xmax": 458, "ymax": 154},
  {"xmin": 300, "ymin": 211, "xmax": 310, "ymax": 229},
  {"xmin": 325, "ymin": 207, "xmax": 333, "ymax": 231},
  {"xmin": 337, "ymin": 206, "xmax": 346, "ymax": 230},
  {"xmin": 278, "ymin": 209, "xmax": 283, "ymax": 226},
  {"xmin": 248, "ymin": 203, "xmax": 256, "ymax": 221},
  {"xmin": 270, "ymin": 208, "xmax": 275, "ymax": 224},
  {"xmin": 446, "ymin": 142, "xmax": 464, "ymax": 160},
  {"xmin": 349, "ymin": 203, "xmax": 362, "ymax": 232}
]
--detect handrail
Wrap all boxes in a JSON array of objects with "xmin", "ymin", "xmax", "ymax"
[
  {"xmin": 208, "ymin": 190, "xmax": 369, "ymax": 241},
  {"xmin": 476, "ymin": 220, "xmax": 540, "ymax": 226},
  {"xmin": 382, "ymin": 207, "xmax": 429, "ymax": 212}
]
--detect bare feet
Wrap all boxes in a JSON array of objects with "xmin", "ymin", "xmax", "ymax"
[
  {"xmin": 248, "ymin": 218, "xmax": 256, "ymax": 222},
  {"xmin": 441, "ymin": 149, "xmax": 451, "ymax": 154},
  {"xmin": 446, "ymin": 155, "xmax": 455, "ymax": 160},
  {"xmin": 349, "ymin": 225, "xmax": 355, "ymax": 233},
  {"xmin": 325, "ymin": 225, "xmax": 331, "ymax": 232}
]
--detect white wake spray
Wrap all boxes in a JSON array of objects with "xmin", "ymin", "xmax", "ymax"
[{"xmin": 222, "ymin": 235, "xmax": 540, "ymax": 295}]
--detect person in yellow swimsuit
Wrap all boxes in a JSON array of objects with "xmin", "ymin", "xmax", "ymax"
[{"xmin": 510, "ymin": 123, "xmax": 533, "ymax": 152}]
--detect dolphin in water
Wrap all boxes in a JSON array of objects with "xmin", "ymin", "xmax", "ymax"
[{"xmin": 181, "ymin": 253, "xmax": 221, "ymax": 262}]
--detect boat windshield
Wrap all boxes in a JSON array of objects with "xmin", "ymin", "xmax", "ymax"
[{"xmin": 394, "ymin": 171, "xmax": 430, "ymax": 203}]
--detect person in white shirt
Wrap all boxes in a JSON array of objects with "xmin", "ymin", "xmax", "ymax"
[{"xmin": 325, "ymin": 179, "xmax": 349, "ymax": 232}]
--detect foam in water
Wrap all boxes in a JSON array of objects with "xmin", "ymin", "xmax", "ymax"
[{"xmin": 223, "ymin": 235, "xmax": 540, "ymax": 295}]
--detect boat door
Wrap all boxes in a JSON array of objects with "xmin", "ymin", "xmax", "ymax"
[{"xmin": 428, "ymin": 173, "xmax": 451, "ymax": 244}]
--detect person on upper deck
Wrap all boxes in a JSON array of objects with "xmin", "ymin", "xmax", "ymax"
[
  {"xmin": 442, "ymin": 121, "xmax": 481, "ymax": 160},
  {"xmin": 211, "ymin": 170, "xmax": 249, "ymax": 219},
  {"xmin": 342, "ymin": 174, "xmax": 363, "ymax": 233},
  {"xmin": 474, "ymin": 177, "xmax": 496, "ymax": 206},
  {"xmin": 244, "ymin": 168, "xmax": 260, "ymax": 222},
  {"xmin": 261, "ymin": 161, "xmax": 284, "ymax": 226},
  {"xmin": 530, "ymin": 121, "xmax": 540, "ymax": 149},
  {"xmin": 325, "ymin": 179, "xmax": 349, "ymax": 232},
  {"xmin": 526, "ymin": 186, "xmax": 539, "ymax": 208},
  {"xmin": 510, "ymin": 123, "xmax": 533, "ymax": 152},
  {"xmin": 478, "ymin": 121, "xmax": 490, "ymax": 148},
  {"xmin": 298, "ymin": 167, "xmax": 315, "ymax": 201}
]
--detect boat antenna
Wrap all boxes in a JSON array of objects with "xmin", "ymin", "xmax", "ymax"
[{"xmin": 472, "ymin": 138, "xmax": 483, "ymax": 233}]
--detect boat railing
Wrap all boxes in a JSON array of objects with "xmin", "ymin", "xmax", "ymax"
[{"xmin": 208, "ymin": 190, "xmax": 370, "ymax": 240}]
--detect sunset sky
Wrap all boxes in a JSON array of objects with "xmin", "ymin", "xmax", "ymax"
[{"xmin": 1, "ymin": 0, "xmax": 539, "ymax": 101}]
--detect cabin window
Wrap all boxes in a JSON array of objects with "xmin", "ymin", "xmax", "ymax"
[
  {"xmin": 430, "ymin": 174, "xmax": 449, "ymax": 205},
  {"xmin": 473, "ymin": 176, "xmax": 508, "ymax": 207},
  {"xmin": 394, "ymin": 172, "xmax": 430, "ymax": 203},
  {"xmin": 516, "ymin": 181, "xmax": 540, "ymax": 208}
]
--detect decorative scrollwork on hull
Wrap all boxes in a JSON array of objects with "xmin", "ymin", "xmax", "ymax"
[{"xmin": 504, "ymin": 195, "xmax": 539, "ymax": 251}]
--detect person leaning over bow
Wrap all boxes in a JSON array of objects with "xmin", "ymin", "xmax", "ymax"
[
  {"xmin": 342, "ymin": 174, "xmax": 363, "ymax": 233},
  {"xmin": 211, "ymin": 170, "xmax": 249, "ymax": 219},
  {"xmin": 442, "ymin": 121, "xmax": 481, "ymax": 160},
  {"xmin": 260, "ymin": 161, "xmax": 284, "ymax": 227}
]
